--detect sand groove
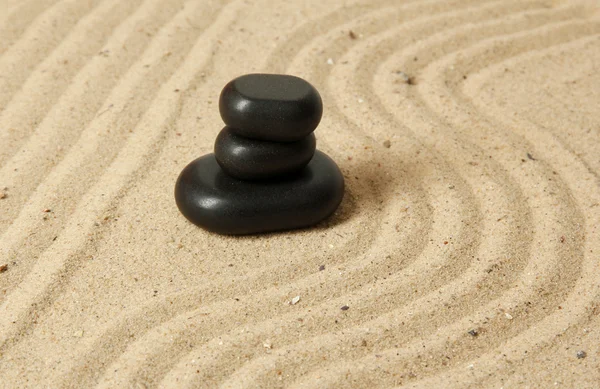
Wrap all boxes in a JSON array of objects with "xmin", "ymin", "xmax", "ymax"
[
  {"xmin": 89, "ymin": 1, "xmax": 502, "ymax": 386},
  {"xmin": 0, "ymin": 0, "xmax": 124, "ymax": 158},
  {"xmin": 0, "ymin": 0, "xmax": 57, "ymax": 53},
  {"xmin": 212, "ymin": 3, "xmax": 584, "ymax": 388},
  {"xmin": 284, "ymin": 10, "xmax": 595, "ymax": 387},
  {"xmin": 290, "ymin": 20, "xmax": 596, "ymax": 389},
  {"xmin": 0, "ymin": 0, "xmax": 235, "ymax": 351},
  {"xmin": 291, "ymin": 13, "xmax": 599, "ymax": 389},
  {"xmin": 0, "ymin": 0, "xmax": 598, "ymax": 388}
]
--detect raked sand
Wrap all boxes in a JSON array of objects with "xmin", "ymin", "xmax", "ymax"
[{"xmin": 0, "ymin": 0, "xmax": 599, "ymax": 387}]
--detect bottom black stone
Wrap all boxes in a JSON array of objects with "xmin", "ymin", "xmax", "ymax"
[{"xmin": 175, "ymin": 150, "xmax": 345, "ymax": 235}]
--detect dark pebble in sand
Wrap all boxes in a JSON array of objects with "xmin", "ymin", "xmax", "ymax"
[
  {"xmin": 214, "ymin": 126, "xmax": 316, "ymax": 180},
  {"xmin": 219, "ymin": 74, "xmax": 322, "ymax": 142},
  {"xmin": 175, "ymin": 150, "xmax": 344, "ymax": 235}
]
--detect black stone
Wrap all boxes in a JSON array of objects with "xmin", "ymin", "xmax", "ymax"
[
  {"xmin": 174, "ymin": 150, "xmax": 344, "ymax": 235},
  {"xmin": 214, "ymin": 126, "xmax": 316, "ymax": 180},
  {"xmin": 219, "ymin": 74, "xmax": 323, "ymax": 142}
]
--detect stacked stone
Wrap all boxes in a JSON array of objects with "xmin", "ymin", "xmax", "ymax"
[
  {"xmin": 215, "ymin": 74, "xmax": 320, "ymax": 180},
  {"xmin": 175, "ymin": 74, "xmax": 344, "ymax": 235}
]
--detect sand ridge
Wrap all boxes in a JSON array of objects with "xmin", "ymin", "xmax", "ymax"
[{"xmin": 0, "ymin": 0, "xmax": 599, "ymax": 387}]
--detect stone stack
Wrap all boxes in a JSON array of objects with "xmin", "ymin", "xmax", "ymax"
[{"xmin": 175, "ymin": 74, "xmax": 344, "ymax": 235}]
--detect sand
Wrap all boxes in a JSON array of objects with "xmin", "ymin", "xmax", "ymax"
[{"xmin": 0, "ymin": 0, "xmax": 599, "ymax": 387}]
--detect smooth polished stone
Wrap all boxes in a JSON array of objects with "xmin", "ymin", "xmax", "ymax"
[
  {"xmin": 214, "ymin": 126, "xmax": 316, "ymax": 180},
  {"xmin": 174, "ymin": 150, "xmax": 344, "ymax": 235},
  {"xmin": 219, "ymin": 74, "xmax": 322, "ymax": 142}
]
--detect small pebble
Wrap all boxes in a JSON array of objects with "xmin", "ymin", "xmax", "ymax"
[
  {"xmin": 504, "ymin": 312, "xmax": 513, "ymax": 320},
  {"xmin": 468, "ymin": 329, "xmax": 479, "ymax": 337},
  {"xmin": 383, "ymin": 140, "xmax": 391, "ymax": 148},
  {"xmin": 394, "ymin": 71, "xmax": 415, "ymax": 84},
  {"xmin": 0, "ymin": 264, "xmax": 7, "ymax": 273},
  {"xmin": 290, "ymin": 296, "xmax": 300, "ymax": 305},
  {"xmin": 0, "ymin": 192, "xmax": 6, "ymax": 199},
  {"xmin": 327, "ymin": 58, "xmax": 334, "ymax": 65},
  {"xmin": 341, "ymin": 305, "xmax": 349, "ymax": 311},
  {"xmin": 576, "ymin": 351, "xmax": 587, "ymax": 359},
  {"xmin": 396, "ymin": 71, "xmax": 410, "ymax": 82},
  {"xmin": 319, "ymin": 265, "xmax": 325, "ymax": 271}
]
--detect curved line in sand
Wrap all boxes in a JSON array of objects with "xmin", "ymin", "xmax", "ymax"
[
  {"xmin": 72, "ymin": 1, "xmax": 526, "ymax": 387},
  {"xmin": 0, "ymin": 0, "xmax": 145, "ymax": 167},
  {"xmin": 55, "ymin": 3, "xmax": 397, "ymax": 387},
  {"xmin": 87, "ymin": 2, "xmax": 447, "ymax": 386},
  {"xmin": 0, "ymin": 0, "xmax": 57, "ymax": 53},
  {"xmin": 152, "ymin": 2, "xmax": 559, "ymax": 387},
  {"xmin": 0, "ymin": 0, "xmax": 240, "ymax": 362},
  {"xmin": 286, "ymin": 17, "xmax": 597, "ymax": 389},
  {"xmin": 180, "ymin": 6, "xmax": 592, "ymax": 388},
  {"xmin": 110, "ymin": 1, "xmax": 584, "ymax": 386},
  {"xmin": 216, "ymin": 6, "xmax": 576, "ymax": 389},
  {"xmin": 0, "ymin": 1, "xmax": 597, "ymax": 388},
  {"xmin": 0, "ymin": 0, "xmax": 195, "ymax": 290},
  {"xmin": 409, "ymin": 32, "xmax": 600, "ymax": 389},
  {"xmin": 0, "ymin": 0, "xmax": 97, "ymax": 57},
  {"xmin": 0, "ymin": 0, "xmax": 114, "ymax": 115}
]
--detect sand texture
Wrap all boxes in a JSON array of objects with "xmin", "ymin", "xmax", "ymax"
[{"xmin": 1, "ymin": 0, "xmax": 600, "ymax": 387}]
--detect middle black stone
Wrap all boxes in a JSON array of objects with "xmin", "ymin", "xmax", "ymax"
[{"xmin": 214, "ymin": 126, "xmax": 316, "ymax": 181}]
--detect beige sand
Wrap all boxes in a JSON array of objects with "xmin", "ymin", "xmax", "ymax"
[{"xmin": 0, "ymin": 0, "xmax": 599, "ymax": 387}]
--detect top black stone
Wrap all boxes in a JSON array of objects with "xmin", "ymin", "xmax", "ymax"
[{"xmin": 219, "ymin": 74, "xmax": 323, "ymax": 142}]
